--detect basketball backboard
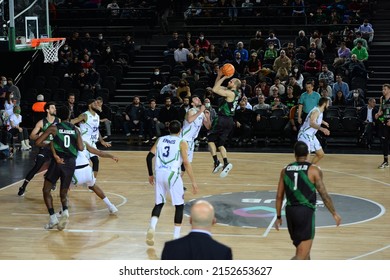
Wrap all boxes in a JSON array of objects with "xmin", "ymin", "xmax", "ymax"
[{"xmin": 2, "ymin": 0, "xmax": 50, "ymax": 52}]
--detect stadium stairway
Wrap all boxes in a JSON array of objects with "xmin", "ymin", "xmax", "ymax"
[{"xmin": 366, "ymin": 0, "xmax": 390, "ymax": 99}]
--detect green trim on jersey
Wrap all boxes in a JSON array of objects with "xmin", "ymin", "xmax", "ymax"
[{"xmin": 218, "ymin": 89, "xmax": 240, "ymax": 117}]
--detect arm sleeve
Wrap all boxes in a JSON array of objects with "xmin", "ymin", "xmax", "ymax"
[{"xmin": 146, "ymin": 152, "xmax": 155, "ymax": 176}]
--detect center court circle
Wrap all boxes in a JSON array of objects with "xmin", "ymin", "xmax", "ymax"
[{"xmin": 184, "ymin": 191, "xmax": 385, "ymax": 228}]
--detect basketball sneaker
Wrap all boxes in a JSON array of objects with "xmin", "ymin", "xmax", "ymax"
[
  {"xmin": 44, "ymin": 215, "xmax": 59, "ymax": 230},
  {"xmin": 57, "ymin": 210, "xmax": 69, "ymax": 231},
  {"xmin": 220, "ymin": 163, "xmax": 233, "ymax": 178},
  {"xmin": 146, "ymin": 227, "xmax": 155, "ymax": 246},
  {"xmin": 212, "ymin": 161, "xmax": 223, "ymax": 174},
  {"xmin": 109, "ymin": 204, "xmax": 118, "ymax": 214},
  {"xmin": 378, "ymin": 161, "xmax": 389, "ymax": 169},
  {"xmin": 17, "ymin": 186, "xmax": 26, "ymax": 196}
]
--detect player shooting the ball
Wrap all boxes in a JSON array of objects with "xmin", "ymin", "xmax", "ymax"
[{"xmin": 207, "ymin": 64, "xmax": 241, "ymax": 178}]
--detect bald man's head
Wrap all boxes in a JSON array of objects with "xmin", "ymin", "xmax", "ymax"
[{"xmin": 190, "ymin": 200, "xmax": 216, "ymax": 229}]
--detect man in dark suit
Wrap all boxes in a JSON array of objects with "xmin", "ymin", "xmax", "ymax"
[
  {"xmin": 161, "ymin": 200, "xmax": 233, "ymax": 260},
  {"xmin": 359, "ymin": 97, "xmax": 378, "ymax": 150}
]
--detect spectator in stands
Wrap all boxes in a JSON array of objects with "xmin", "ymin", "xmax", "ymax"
[
  {"xmin": 205, "ymin": 44, "xmax": 219, "ymax": 66},
  {"xmin": 176, "ymin": 79, "xmax": 191, "ymax": 104},
  {"xmin": 144, "ymin": 99, "xmax": 161, "ymax": 143},
  {"xmin": 295, "ymin": 30, "xmax": 309, "ymax": 54},
  {"xmin": 307, "ymin": 41, "xmax": 324, "ymax": 62},
  {"xmin": 150, "ymin": 67, "xmax": 165, "ymax": 90},
  {"xmin": 309, "ymin": 30, "xmax": 323, "ymax": 49},
  {"xmin": 266, "ymin": 86, "xmax": 280, "ymax": 105},
  {"xmin": 297, "ymin": 81, "xmax": 321, "ymax": 124},
  {"xmin": 219, "ymin": 41, "xmax": 234, "ymax": 64},
  {"xmin": 358, "ymin": 97, "xmax": 378, "ymax": 150},
  {"xmin": 184, "ymin": 0, "xmax": 203, "ymax": 20},
  {"xmin": 123, "ymin": 96, "xmax": 145, "ymax": 138},
  {"xmin": 290, "ymin": 65, "xmax": 304, "ymax": 90},
  {"xmin": 332, "ymin": 75, "xmax": 349, "ymax": 99},
  {"xmin": 273, "ymin": 50, "xmax": 292, "ymax": 73},
  {"xmin": 358, "ymin": 18, "xmax": 374, "ymax": 44},
  {"xmin": 249, "ymin": 30, "xmax": 264, "ymax": 54},
  {"xmin": 322, "ymin": 32, "xmax": 338, "ymax": 56},
  {"xmin": 164, "ymin": 31, "xmax": 181, "ymax": 64},
  {"xmin": 317, "ymin": 79, "xmax": 333, "ymax": 100},
  {"xmin": 67, "ymin": 31, "xmax": 82, "ymax": 55},
  {"xmin": 196, "ymin": 33, "xmax": 211, "ymax": 52},
  {"xmin": 58, "ymin": 43, "xmax": 73, "ymax": 68},
  {"xmin": 204, "ymin": 97, "xmax": 216, "ymax": 122},
  {"xmin": 96, "ymin": 97, "xmax": 112, "ymax": 143},
  {"xmin": 353, "ymin": 32, "xmax": 368, "ymax": 50},
  {"xmin": 310, "ymin": 7, "xmax": 328, "ymax": 24},
  {"xmin": 5, "ymin": 78, "xmax": 19, "ymax": 107},
  {"xmin": 82, "ymin": 32, "xmax": 97, "ymax": 55},
  {"xmin": 191, "ymin": 44, "xmax": 205, "ymax": 59},
  {"xmin": 234, "ymin": 42, "xmax": 249, "ymax": 62},
  {"xmin": 351, "ymin": 41, "xmax": 369, "ymax": 69},
  {"xmin": 334, "ymin": 41, "xmax": 351, "ymax": 68},
  {"xmin": 292, "ymin": 0, "xmax": 306, "ymax": 25},
  {"xmin": 253, "ymin": 93, "xmax": 271, "ymax": 111},
  {"xmin": 245, "ymin": 52, "xmax": 261, "ymax": 80},
  {"xmin": 275, "ymin": 67, "xmax": 289, "ymax": 85},
  {"xmin": 7, "ymin": 105, "xmax": 31, "ymax": 151},
  {"xmin": 283, "ymin": 41, "xmax": 296, "ymax": 61},
  {"xmin": 231, "ymin": 52, "xmax": 246, "ymax": 78},
  {"xmin": 158, "ymin": 97, "xmax": 179, "ymax": 135},
  {"xmin": 183, "ymin": 32, "xmax": 196, "ymax": 51},
  {"xmin": 239, "ymin": 78, "xmax": 253, "ymax": 98},
  {"xmin": 65, "ymin": 93, "xmax": 79, "ymax": 120},
  {"xmin": 254, "ymin": 80, "xmax": 270, "ymax": 97},
  {"xmin": 178, "ymin": 96, "xmax": 191, "ymax": 124},
  {"xmin": 341, "ymin": 54, "xmax": 371, "ymax": 81},
  {"xmin": 96, "ymin": 33, "xmax": 110, "ymax": 54},
  {"xmin": 333, "ymin": 90, "xmax": 347, "ymax": 106},
  {"xmin": 174, "ymin": 42, "xmax": 190, "ymax": 65},
  {"xmin": 318, "ymin": 64, "xmax": 335, "ymax": 87},
  {"xmin": 288, "ymin": 75, "xmax": 303, "ymax": 98},
  {"xmin": 346, "ymin": 89, "xmax": 365, "ymax": 109},
  {"xmin": 282, "ymin": 86, "xmax": 299, "ymax": 110},
  {"xmin": 304, "ymin": 52, "xmax": 322, "ymax": 77},
  {"xmin": 264, "ymin": 30, "xmax": 281, "ymax": 51},
  {"xmin": 204, "ymin": 87, "xmax": 217, "ymax": 106},
  {"xmin": 234, "ymin": 99, "xmax": 254, "ymax": 144},
  {"xmin": 263, "ymin": 42, "xmax": 278, "ymax": 65},
  {"xmin": 80, "ymin": 53, "xmax": 95, "ymax": 71},
  {"xmin": 107, "ymin": 0, "xmax": 120, "ymax": 17},
  {"xmin": 100, "ymin": 45, "xmax": 116, "ymax": 66}
]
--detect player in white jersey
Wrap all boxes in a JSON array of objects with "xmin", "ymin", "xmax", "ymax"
[
  {"xmin": 297, "ymin": 97, "xmax": 330, "ymax": 164},
  {"xmin": 71, "ymin": 99, "xmax": 111, "ymax": 177},
  {"xmin": 181, "ymin": 95, "xmax": 211, "ymax": 163},
  {"xmin": 145, "ymin": 120, "xmax": 198, "ymax": 246}
]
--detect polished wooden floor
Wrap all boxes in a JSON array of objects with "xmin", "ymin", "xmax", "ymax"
[{"xmin": 0, "ymin": 151, "xmax": 389, "ymax": 260}]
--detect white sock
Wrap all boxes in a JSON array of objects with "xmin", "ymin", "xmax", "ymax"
[
  {"xmin": 102, "ymin": 197, "xmax": 112, "ymax": 207},
  {"xmin": 150, "ymin": 216, "xmax": 158, "ymax": 230},
  {"xmin": 173, "ymin": 226, "xmax": 181, "ymax": 239}
]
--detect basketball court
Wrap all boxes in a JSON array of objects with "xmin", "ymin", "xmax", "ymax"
[{"xmin": 0, "ymin": 151, "xmax": 389, "ymax": 260}]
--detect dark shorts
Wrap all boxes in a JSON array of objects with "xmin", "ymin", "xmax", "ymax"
[
  {"xmin": 36, "ymin": 147, "xmax": 53, "ymax": 160},
  {"xmin": 286, "ymin": 205, "xmax": 315, "ymax": 247},
  {"xmin": 45, "ymin": 157, "xmax": 76, "ymax": 189},
  {"xmin": 207, "ymin": 115, "xmax": 234, "ymax": 147}
]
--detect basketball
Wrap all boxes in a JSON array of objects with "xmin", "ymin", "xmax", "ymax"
[{"xmin": 221, "ymin": 63, "xmax": 235, "ymax": 76}]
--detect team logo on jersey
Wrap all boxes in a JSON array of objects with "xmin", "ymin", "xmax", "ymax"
[{"xmin": 184, "ymin": 191, "xmax": 384, "ymax": 228}]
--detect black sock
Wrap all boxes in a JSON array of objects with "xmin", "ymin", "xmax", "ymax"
[
  {"xmin": 63, "ymin": 206, "xmax": 68, "ymax": 211},
  {"xmin": 223, "ymin": 158, "xmax": 229, "ymax": 166},
  {"xmin": 21, "ymin": 180, "xmax": 29, "ymax": 189},
  {"xmin": 213, "ymin": 155, "xmax": 218, "ymax": 164},
  {"xmin": 48, "ymin": 208, "xmax": 55, "ymax": 215}
]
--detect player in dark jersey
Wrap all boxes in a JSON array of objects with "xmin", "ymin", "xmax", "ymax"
[
  {"xmin": 35, "ymin": 106, "xmax": 83, "ymax": 230},
  {"xmin": 18, "ymin": 102, "xmax": 60, "ymax": 196},
  {"xmin": 207, "ymin": 67, "xmax": 241, "ymax": 178},
  {"xmin": 274, "ymin": 141, "xmax": 341, "ymax": 260},
  {"xmin": 375, "ymin": 83, "xmax": 390, "ymax": 168}
]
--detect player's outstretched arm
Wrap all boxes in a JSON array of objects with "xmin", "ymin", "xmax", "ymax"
[{"xmin": 85, "ymin": 142, "xmax": 118, "ymax": 162}]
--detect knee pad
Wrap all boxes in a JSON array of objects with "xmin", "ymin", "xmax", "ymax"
[
  {"xmin": 90, "ymin": 156, "xmax": 99, "ymax": 172},
  {"xmin": 151, "ymin": 203, "xmax": 164, "ymax": 218},
  {"xmin": 174, "ymin": 204, "xmax": 184, "ymax": 224}
]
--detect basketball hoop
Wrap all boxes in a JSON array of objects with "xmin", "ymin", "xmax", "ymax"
[{"xmin": 31, "ymin": 38, "xmax": 66, "ymax": 63}]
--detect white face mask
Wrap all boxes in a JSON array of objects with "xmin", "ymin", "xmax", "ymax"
[
  {"xmin": 2, "ymin": 81, "xmax": 7, "ymax": 86},
  {"xmin": 294, "ymin": 69, "xmax": 298, "ymax": 73},
  {"xmin": 199, "ymin": 36, "xmax": 204, "ymax": 40},
  {"xmin": 205, "ymin": 103, "xmax": 211, "ymax": 108},
  {"xmin": 154, "ymin": 72, "xmax": 159, "ymax": 75}
]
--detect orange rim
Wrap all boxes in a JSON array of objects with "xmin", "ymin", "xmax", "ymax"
[{"xmin": 31, "ymin": 38, "xmax": 66, "ymax": 48}]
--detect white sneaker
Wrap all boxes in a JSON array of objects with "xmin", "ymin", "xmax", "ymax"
[
  {"xmin": 220, "ymin": 163, "xmax": 233, "ymax": 178},
  {"xmin": 212, "ymin": 161, "xmax": 224, "ymax": 174},
  {"xmin": 109, "ymin": 204, "xmax": 118, "ymax": 214},
  {"xmin": 57, "ymin": 210, "xmax": 69, "ymax": 231},
  {"xmin": 146, "ymin": 228, "xmax": 155, "ymax": 246},
  {"xmin": 44, "ymin": 216, "xmax": 59, "ymax": 230}
]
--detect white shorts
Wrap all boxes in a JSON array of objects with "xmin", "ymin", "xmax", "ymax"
[
  {"xmin": 154, "ymin": 170, "xmax": 184, "ymax": 206},
  {"xmin": 71, "ymin": 165, "xmax": 96, "ymax": 187},
  {"xmin": 84, "ymin": 140, "xmax": 98, "ymax": 158},
  {"xmin": 297, "ymin": 133, "xmax": 322, "ymax": 153}
]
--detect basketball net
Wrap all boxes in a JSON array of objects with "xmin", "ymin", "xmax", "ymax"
[{"xmin": 32, "ymin": 38, "xmax": 66, "ymax": 63}]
